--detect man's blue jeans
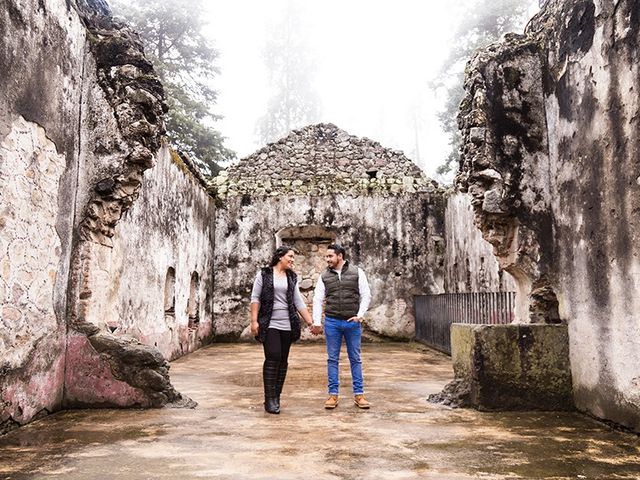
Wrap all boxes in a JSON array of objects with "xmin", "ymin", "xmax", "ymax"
[{"xmin": 324, "ymin": 316, "xmax": 364, "ymax": 395}]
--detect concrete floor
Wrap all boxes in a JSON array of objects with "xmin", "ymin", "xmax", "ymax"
[{"xmin": 1, "ymin": 343, "xmax": 639, "ymax": 479}]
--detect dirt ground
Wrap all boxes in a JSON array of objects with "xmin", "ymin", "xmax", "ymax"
[{"xmin": 1, "ymin": 343, "xmax": 639, "ymax": 479}]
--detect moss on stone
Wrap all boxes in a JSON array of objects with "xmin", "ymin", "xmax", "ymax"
[
  {"xmin": 169, "ymin": 149, "xmax": 191, "ymax": 177},
  {"xmin": 444, "ymin": 324, "xmax": 574, "ymax": 411}
]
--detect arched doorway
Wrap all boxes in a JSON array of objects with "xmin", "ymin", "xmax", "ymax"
[{"xmin": 275, "ymin": 225, "xmax": 336, "ymax": 307}]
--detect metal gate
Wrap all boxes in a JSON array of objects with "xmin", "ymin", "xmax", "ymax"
[{"xmin": 414, "ymin": 292, "xmax": 516, "ymax": 354}]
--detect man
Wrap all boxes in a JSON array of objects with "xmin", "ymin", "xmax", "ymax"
[{"xmin": 312, "ymin": 243, "xmax": 372, "ymax": 409}]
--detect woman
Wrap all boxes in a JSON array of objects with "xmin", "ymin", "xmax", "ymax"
[{"xmin": 250, "ymin": 245, "xmax": 314, "ymax": 414}]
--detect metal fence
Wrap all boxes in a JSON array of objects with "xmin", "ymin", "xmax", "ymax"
[{"xmin": 414, "ymin": 292, "xmax": 516, "ymax": 355}]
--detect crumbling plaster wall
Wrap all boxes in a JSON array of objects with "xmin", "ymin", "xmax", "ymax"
[
  {"xmin": 214, "ymin": 193, "xmax": 445, "ymax": 341},
  {"xmin": 458, "ymin": 0, "xmax": 640, "ymax": 430},
  {"xmin": 102, "ymin": 148, "xmax": 216, "ymax": 361},
  {"xmin": 0, "ymin": 0, "xmax": 88, "ymax": 433},
  {"xmin": 1, "ymin": 0, "xmax": 192, "ymax": 431},
  {"xmin": 213, "ymin": 124, "xmax": 446, "ymax": 341},
  {"xmin": 444, "ymin": 192, "xmax": 516, "ymax": 293}
]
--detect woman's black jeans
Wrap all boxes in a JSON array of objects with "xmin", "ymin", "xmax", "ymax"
[{"xmin": 263, "ymin": 328, "xmax": 292, "ymax": 363}]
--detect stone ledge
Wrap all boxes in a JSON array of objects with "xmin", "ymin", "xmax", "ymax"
[{"xmin": 431, "ymin": 323, "xmax": 573, "ymax": 411}]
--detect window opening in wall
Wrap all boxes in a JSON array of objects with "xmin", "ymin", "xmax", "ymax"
[
  {"xmin": 366, "ymin": 169, "xmax": 378, "ymax": 179},
  {"xmin": 164, "ymin": 267, "xmax": 176, "ymax": 315},
  {"xmin": 188, "ymin": 271, "xmax": 200, "ymax": 329}
]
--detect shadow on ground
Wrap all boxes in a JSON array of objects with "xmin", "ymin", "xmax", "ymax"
[{"xmin": 0, "ymin": 343, "xmax": 638, "ymax": 479}]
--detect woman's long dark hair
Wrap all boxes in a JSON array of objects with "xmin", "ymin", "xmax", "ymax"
[{"xmin": 270, "ymin": 245, "xmax": 294, "ymax": 267}]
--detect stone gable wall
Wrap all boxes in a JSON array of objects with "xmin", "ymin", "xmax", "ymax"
[
  {"xmin": 214, "ymin": 123, "xmax": 438, "ymax": 198},
  {"xmin": 212, "ymin": 125, "xmax": 450, "ymax": 341}
]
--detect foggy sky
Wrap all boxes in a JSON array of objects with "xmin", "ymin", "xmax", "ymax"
[{"xmin": 203, "ymin": 1, "xmax": 538, "ymax": 180}]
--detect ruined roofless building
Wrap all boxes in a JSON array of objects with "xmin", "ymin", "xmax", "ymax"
[
  {"xmin": 212, "ymin": 123, "xmax": 448, "ymax": 341},
  {"xmin": 1, "ymin": 0, "xmax": 480, "ymax": 432},
  {"xmin": 3, "ymin": 0, "xmax": 640, "ymax": 439}
]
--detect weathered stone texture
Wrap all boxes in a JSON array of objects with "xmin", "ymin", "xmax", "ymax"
[
  {"xmin": 457, "ymin": 0, "xmax": 640, "ymax": 430},
  {"xmin": 1, "ymin": 0, "xmax": 192, "ymax": 431},
  {"xmin": 0, "ymin": 118, "xmax": 68, "ymax": 430},
  {"xmin": 444, "ymin": 192, "xmax": 516, "ymax": 293},
  {"xmin": 457, "ymin": 33, "xmax": 554, "ymax": 324},
  {"xmin": 215, "ymin": 192, "xmax": 445, "ymax": 341},
  {"xmin": 74, "ymin": 15, "xmax": 166, "ymax": 248},
  {"xmin": 432, "ymin": 324, "xmax": 573, "ymax": 411},
  {"xmin": 103, "ymin": 148, "xmax": 216, "ymax": 361},
  {"xmin": 0, "ymin": 118, "xmax": 66, "ymax": 370},
  {"xmin": 1, "ymin": 0, "xmax": 89, "ymax": 434},
  {"xmin": 215, "ymin": 123, "xmax": 437, "ymax": 198}
]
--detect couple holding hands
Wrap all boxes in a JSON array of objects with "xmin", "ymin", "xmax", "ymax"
[{"xmin": 250, "ymin": 243, "xmax": 372, "ymax": 414}]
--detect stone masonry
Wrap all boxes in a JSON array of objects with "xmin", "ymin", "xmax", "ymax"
[
  {"xmin": 456, "ymin": 0, "xmax": 640, "ymax": 431},
  {"xmin": 213, "ymin": 123, "xmax": 437, "ymax": 198}
]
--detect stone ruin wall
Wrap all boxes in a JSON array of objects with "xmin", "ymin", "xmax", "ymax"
[
  {"xmin": 1, "ymin": 0, "xmax": 90, "ymax": 433},
  {"xmin": 1, "ymin": 0, "xmax": 197, "ymax": 432},
  {"xmin": 458, "ymin": 0, "xmax": 640, "ymax": 430},
  {"xmin": 213, "ymin": 124, "xmax": 447, "ymax": 341},
  {"xmin": 104, "ymin": 148, "xmax": 216, "ymax": 362},
  {"xmin": 444, "ymin": 192, "xmax": 516, "ymax": 293},
  {"xmin": 215, "ymin": 194, "xmax": 446, "ymax": 341}
]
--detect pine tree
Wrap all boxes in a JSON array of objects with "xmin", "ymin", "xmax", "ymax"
[
  {"xmin": 257, "ymin": 2, "xmax": 321, "ymax": 144},
  {"xmin": 434, "ymin": 0, "xmax": 533, "ymax": 176},
  {"xmin": 112, "ymin": 0, "xmax": 234, "ymax": 177}
]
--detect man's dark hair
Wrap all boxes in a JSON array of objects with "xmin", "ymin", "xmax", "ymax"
[
  {"xmin": 270, "ymin": 245, "xmax": 294, "ymax": 267},
  {"xmin": 327, "ymin": 243, "xmax": 346, "ymax": 259}
]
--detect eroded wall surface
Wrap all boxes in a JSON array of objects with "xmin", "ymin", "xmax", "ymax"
[
  {"xmin": 103, "ymin": 148, "xmax": 216, "ymax": 361},
  {"xmin": 457, "ymin": 0, "xmax": 640, "ymax": 430},
  {"xmin": 214, "ymin": 193, "xmax": 445, "ymax": 341},
  {"xmin": 0, "ymin": 0, "xmax": 87, "ymax": 433},
  {"xmin": 444, "ymin": 193, "xmax": 515, "ymax": 293}
]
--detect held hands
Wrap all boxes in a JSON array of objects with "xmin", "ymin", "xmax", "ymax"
[{"xmin": 309, "ymin": 324, "xmax": 323, "ymax": 336}]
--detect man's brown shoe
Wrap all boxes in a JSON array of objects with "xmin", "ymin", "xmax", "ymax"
[
  {"xmin": 354, "ymin": 395, "xmax": 371, "ymax": 409},
  {"xmin": 324, "ymin": 395, "xmax": 339, "ymax": 409}
]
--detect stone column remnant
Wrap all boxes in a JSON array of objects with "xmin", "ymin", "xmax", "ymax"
[
  {"xmin": 65, "ymin": 0, "xmax": 194, "ymax": 409},
  {"xmin": 456, "ymin": 33, "xmax": 560, "ymax": 324}
]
